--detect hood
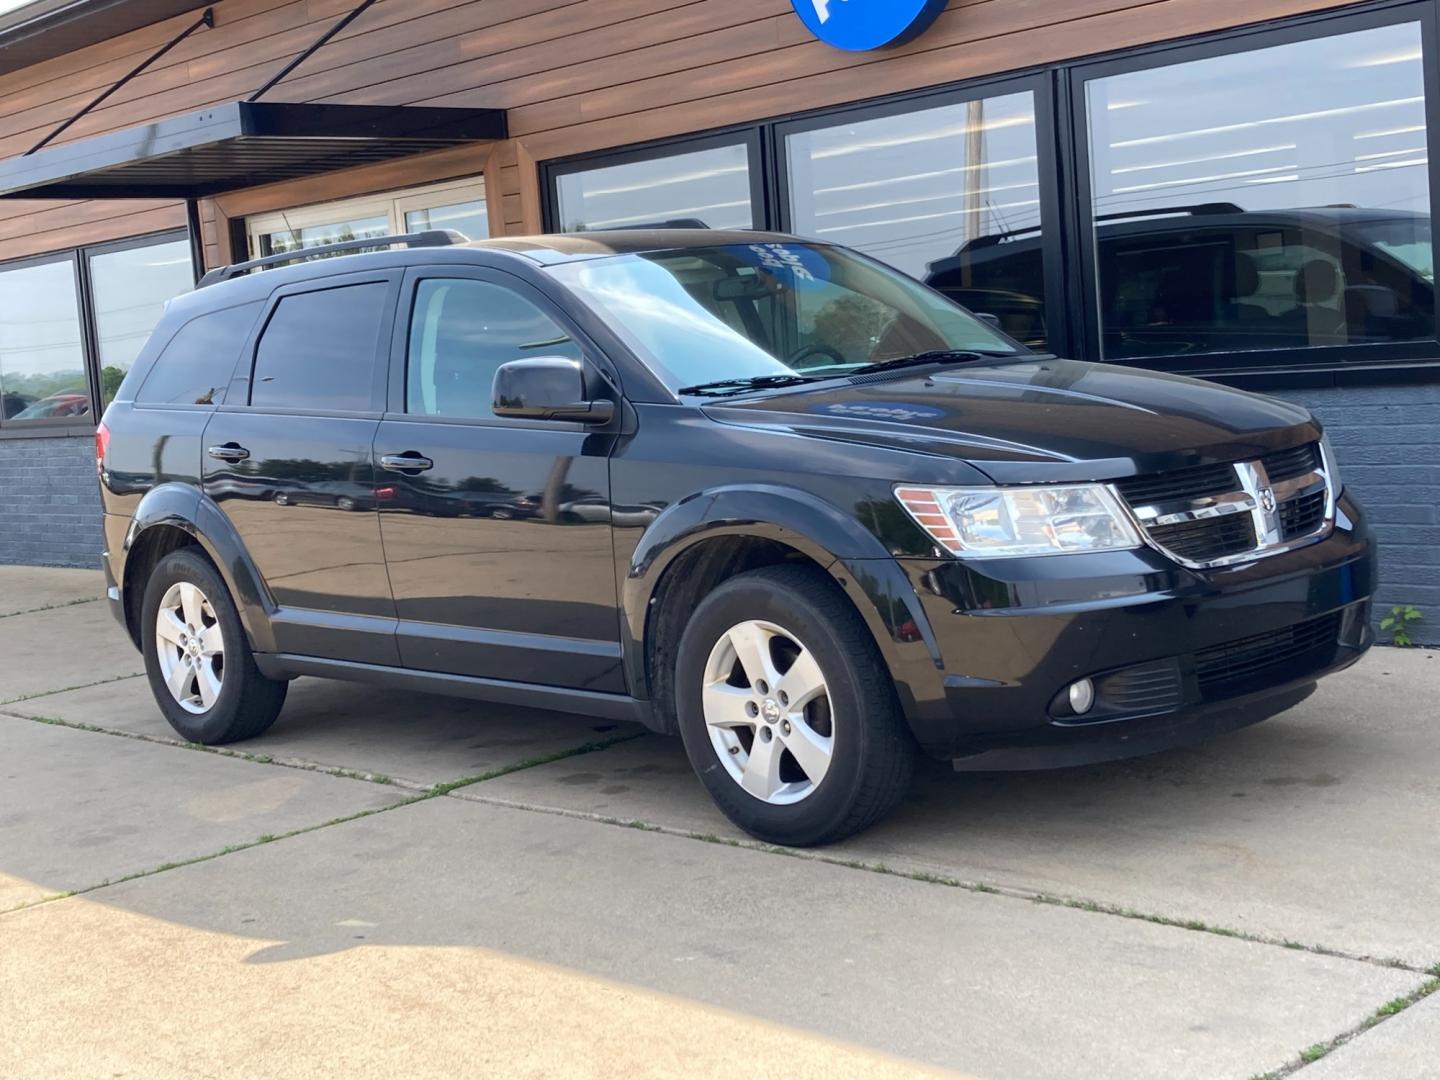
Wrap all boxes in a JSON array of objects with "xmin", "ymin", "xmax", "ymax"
[{"xmin": 701, "ymin": 358, "xmax": 1317, "ymax": 484}]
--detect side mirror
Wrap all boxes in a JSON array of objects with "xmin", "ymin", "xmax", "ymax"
[
  {"xmin": 492, "ymin": 357, "xmax": 615, "ymax": 425},
  {"xmin": 975, "ymin": 312, "xmax": 1003, "ymax": 330}
]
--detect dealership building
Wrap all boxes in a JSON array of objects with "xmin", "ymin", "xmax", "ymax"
[{"xmin": 0, "ymin": 0, "xmax": 1434, "ymax": 640}]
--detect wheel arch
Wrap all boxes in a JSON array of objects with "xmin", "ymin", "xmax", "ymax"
[
  {"xmin": 623, "ymin": 485, "xmax": 943, "ymax": 734},
  {"xmin": 120, "ymin": 485, "xmax": 277, "ymax": 654}
]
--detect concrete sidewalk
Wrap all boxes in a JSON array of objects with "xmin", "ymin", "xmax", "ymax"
[{"xmin": 1, "ymin": 565, "xmax": 1436, "ymax": 1079}]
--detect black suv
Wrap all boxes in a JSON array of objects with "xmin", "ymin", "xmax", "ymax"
[{"xmin": 98, "ymin": 230, "xmax": 1376, "ymax": 846}]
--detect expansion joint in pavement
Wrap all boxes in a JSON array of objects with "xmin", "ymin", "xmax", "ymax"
[
  {"xmin": 1248, "ymin": 965, "xmax": 1440, "ymax": 1079},
  {"xmin": 0, "ymin": 671, "xmax": 144, "ymax": 708},
  {"xmin": 0, "ymin": 722, "xmax": 646, "ymax": 919},
  {"xmin": 449, "ymin": 789, "xmax": 1440, "ymax": 980},
  {"xmin": 0, "ymin": 598, "xmax": 103, "ymax": 620}
]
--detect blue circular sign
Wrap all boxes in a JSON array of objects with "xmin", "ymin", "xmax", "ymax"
[{"xmin": 790, "ymin": 0, "xmax": 947, "ymax": 51}]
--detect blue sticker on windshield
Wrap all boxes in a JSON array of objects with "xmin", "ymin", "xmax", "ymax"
[
  {"xmin": 748, "ymin": 243, "xmax": 830, "ymax": 285},
  {"xmin": 812, "ymin": 401, "xmax": 947, "ymax": 422}
]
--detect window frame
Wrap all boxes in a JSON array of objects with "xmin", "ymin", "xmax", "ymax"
[
  {"xmin": 772, "ymin": 70, "xmax": 1069, "ymax": 355},
  {"xmin": 0, "ymin": 228, "xmax": 193, "ymax": 439},
  {"xmin": 231, "ymin": 271, "xmax": 402, "ymax": 420},
  {"xmin": 538, "ymin": 0, "xmax": 1440, "ymax": 385},
  {"xmin": 1065, "ymin": 0, "xmax": 1440, "ymax": 378},
  {"xmin": 245, "ymin": 176, "xmax": 490, "ymax": 257},
  {"xmin": 542, "ymin": 128, "xmax": 770, "ymax": 233},
  {"xmin": 385, "ymin": 265, "xmax": 611, "ymax": 431}
]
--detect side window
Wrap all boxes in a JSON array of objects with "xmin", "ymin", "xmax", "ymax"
[
  {"xmin": 251, "ymin": 283, "xmax": 389, "ymax": 411},
  {"xmin": 136, "ymin": 302, "xmax": 263, "ymax": 406},
  {"xmin": 405, "ymin": 279, "xmax": 581, "ymax": 420}
]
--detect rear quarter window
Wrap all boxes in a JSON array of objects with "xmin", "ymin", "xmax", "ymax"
[{"xmin": 136, "ymin": 301, "xmax": 262, "ymax": 406}]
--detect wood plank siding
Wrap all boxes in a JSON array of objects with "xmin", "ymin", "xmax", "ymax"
[{"xmin": 0, "ymin": 0, "xmax": 1363, "ymax": 266}]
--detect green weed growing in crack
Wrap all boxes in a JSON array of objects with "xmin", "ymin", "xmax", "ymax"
[
  {"xmin": 1254, "ymin": 971, "xmax": 1440, "ymax": 1078},
  {"xmin": 1, "ymin": 671, "xmax": 145, "ymax": 706},
  {"xmin": 0, "ymin": 597, "xmax": 103, "ymax": 620}
]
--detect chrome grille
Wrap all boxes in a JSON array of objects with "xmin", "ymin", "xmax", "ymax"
[
  {"xmin": 1148, "ymin": 515, "xmax": 1257, "ymax": 563},
  {"xmin": 1280, "ymin": 489, "xmax": 1327, "ymax": 539},
  {"xmin": 1262, "ymin": 443, "xmax": 1322, "ymax": 483},
  {"xmin": 1113, "ymin": 442, "xmax": 1335, "ymax": 569}
]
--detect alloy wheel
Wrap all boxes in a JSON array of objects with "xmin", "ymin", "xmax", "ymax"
[
  {"xmin": 154, "ymin": 581, "xmax": 225, "ymax": 714},
  {"xmin": 701, "ymin": 619, "xmax": 835, "ymax": 805}
]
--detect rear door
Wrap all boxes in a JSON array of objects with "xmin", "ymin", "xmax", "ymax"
[
  {"xmin": 202, "ymin": 270, "xmax": 401, "ymax": 665},
  {"xmin": 374, "ymin": 266, "xmax": 624, "ymax": 692}
]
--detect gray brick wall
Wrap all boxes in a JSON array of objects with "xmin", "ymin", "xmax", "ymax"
[
  {"xmin": 0, "ymin": 435, "xmax": 102, "ymax": 570},
  {"xmin": 0, "ymin": 391, "xmax": 1434, "ymax": 643},
  {"xmin": 1278, "ymin": 384, "xmax": 1438, "ymax": 646}
]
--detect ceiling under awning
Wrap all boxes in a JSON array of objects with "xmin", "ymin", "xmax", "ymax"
[{"xmin": 0, "ymin": 101, "xmax": 508, "ymax": 200}]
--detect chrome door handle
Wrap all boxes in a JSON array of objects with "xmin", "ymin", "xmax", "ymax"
[
  {"xmin": 380, "ymin": 453, "xmax": 434, "ymax": 474},
  {"xmin": 207, "ymin": 444, "xmax": 250, "ymax": 463}
]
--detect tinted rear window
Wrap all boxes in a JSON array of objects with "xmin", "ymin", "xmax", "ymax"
[
  {"xmin": 136, "ymin": 302, "xmax": 261, "ymax": 406},
  {"xmin": 250, "ymin": 282, "xmax": 388, "ymax": 411}
]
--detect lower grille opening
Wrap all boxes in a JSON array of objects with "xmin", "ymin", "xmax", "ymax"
[{"xmin": 1195, "ymin": 613, "xmax": 1343, "ymax": 699}]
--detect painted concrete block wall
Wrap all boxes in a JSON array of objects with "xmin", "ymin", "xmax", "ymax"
[
  {"xmin": 0, "ymin": 386, "xmax": 1434, "ymax": 644},
  {"xmin": 1279, "ymin": 384, "xmax": 1438, "ymax": 645},
  {"xmin": 0, "ymin": 436, "xmax": 101, "ymax": 570}
]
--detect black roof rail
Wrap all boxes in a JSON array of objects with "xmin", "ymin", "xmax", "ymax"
[
  {"xmin": 954, "ymin": 202, "xmax": 1249, "ymax": 254},
  {"xmin": 197, "ymin": 229, "xmax": 469, "ymax": 288},
  {"xmin": 1095, "ymin": 201, "xmax": 1244, "ymax": 223}
]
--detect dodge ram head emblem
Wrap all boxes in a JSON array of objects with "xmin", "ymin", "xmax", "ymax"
[{"xmin": 1260, "ymin": 487, "xmax": 1277, "ymax": 514}]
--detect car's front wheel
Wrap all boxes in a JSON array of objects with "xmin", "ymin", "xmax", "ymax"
[
  {"xmin": 674, "ymin": 565, "xmax": 915, "ymax": 846},
  {"xmin": 141, "ymin": 549, "xmax": 287, "ymax": 745}
]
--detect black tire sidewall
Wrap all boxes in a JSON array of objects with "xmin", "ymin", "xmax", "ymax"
[
  {"xmin": 674, "ymin": 570, "xmax": 889, "ymax": 845},
  {"xmin": 140, "ymin": 550, "xmax": 257, "ymax": 744}
]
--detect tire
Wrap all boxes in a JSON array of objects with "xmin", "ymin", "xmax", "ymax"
[
  {"xmin": 140, "ymin": 549, "xmax": 287, "ymax": 745},
  {"xmin": 674, "ymin": 564, "xmax": 915, "ymax": 847}
]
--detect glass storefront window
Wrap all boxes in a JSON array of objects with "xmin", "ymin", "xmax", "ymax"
[
  {"xmin": 247, "ymin": 177, "xmax": 489, "ymax": 258},
  {"xmin": 1085, "ymin": 21, "xmax": 1435, "ymax": 360},
  {"xmin": 554, "ymin": 142, "xmax": 756, "ymax": 232},
  {"xmin": 257, "ymin": 215, "xmax": 390, "ymax": 257},
  {"xmin": 785, "ymin": 92, "xmax": 1048, "ymax": 346},
  {"xmin": 89, "ymin": 238, "xmax": 195, "ymax": 408},
  {"xmin": 403, "ymin": 199, "xmax": 490, "ymax": 239},
  {"xmin": 0, "ymin": 258, "xmax": 89, "ymax": 424}
]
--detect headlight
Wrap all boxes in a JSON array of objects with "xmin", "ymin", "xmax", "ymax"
[
  {"xmin": 895, "ymin": 484, "xmax": 1142, "ymax": 558},
  {"xmin": 1320, "ymin": 433, "xmax": 1343, "ymax": 494}
]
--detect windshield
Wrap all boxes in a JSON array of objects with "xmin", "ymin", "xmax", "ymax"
[{"xmin": 547, "ymin": 242, "xmax": 1020, "ymax": 392}]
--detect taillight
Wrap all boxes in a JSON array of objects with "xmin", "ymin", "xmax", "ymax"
[{"xmin": 95, "ymin": 421, "xmax": 111, "ymax": 478}]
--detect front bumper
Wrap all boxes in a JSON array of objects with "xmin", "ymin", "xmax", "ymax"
[{"xmin": 890, "ymin": 491, "xmax": 1376, "ymax": 765}]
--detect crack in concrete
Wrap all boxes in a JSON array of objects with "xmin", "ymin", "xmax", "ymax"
[
  {"xmin": 0, "ymin": 671, "xmax": 144, "ymax": 707},
  {"xmin": 0, "ymin": 597, "xmax": 104, "ymax": 620}
]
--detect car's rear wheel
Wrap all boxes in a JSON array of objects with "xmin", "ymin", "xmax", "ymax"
[
  {"xmin": 674, "ymin": 565, "xmax": 914, "ymax": 846},
  {"xmin": 141, "ymin": 549, "xmax": 287, "ymax": 745}
]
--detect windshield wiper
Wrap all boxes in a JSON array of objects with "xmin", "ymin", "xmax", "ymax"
[
  {"xmin": 849, "ymin": 349, "xmax": 1012, "ymax": 377},
  {"xmin": 677, "ymin": 374, "xmax": 830, "ymax": 398}
]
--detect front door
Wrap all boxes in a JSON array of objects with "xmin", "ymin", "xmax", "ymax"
[
  {"xmin": 203, "ymin": 272, "xmax": 401, "ymax": 665},
  {"xmin": 375, "ymin": 268, "xmax": 623, "ymax": 692}
]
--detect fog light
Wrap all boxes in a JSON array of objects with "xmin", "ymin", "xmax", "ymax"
[{"xmin": 1068, "ymin": 678, "xmax": 1095, "ymax": 716}]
